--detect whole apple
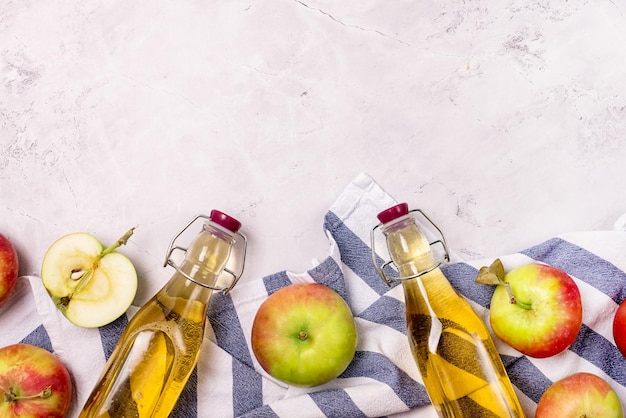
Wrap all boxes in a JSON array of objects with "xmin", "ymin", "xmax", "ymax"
[
  {"xmin": 489, "ymin": 263, "xmax": 582, "ymax": 358},
  {"xmin": 536, "ymin": 372, "xmax": 623, "ymax": 417},
  {"xmin": 613, "ymin": 299, "xmax": 626, "ymax": 358},
  {"xmin": 0, "ymin": 233, "xmax": 19, "ymax": 309},
  {"xmin": 0, "ymin": 343, "xmax": 72, "ymax": 418},
  {"xmin": 251, "ymin": 282, "xmax": 358, "ymax": 387},
  {"xmin": 41, "ymin": 229, "xmax": 137, "ymax": 328}
]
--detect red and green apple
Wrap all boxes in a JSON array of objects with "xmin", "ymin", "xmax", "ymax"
[
  {"xmin": 613, "ymin": 299, "xmax": 626, "ymax": 358},
  {"xmin": 41, "ymin": 228, "xmax": 137, "ymax": 328},
  {"xmin": 0, "ymin": 343, "xmax": 72, "ymax": 418},
  {"xmin": 0, "ymin": 233, "xmax": 19, "ymax": 309},
  {"xmin": 251, "ymin": 282, "xmax": 358, "ymax": 387},
  {"xmin": 535, "ymin": 372, "xmax": 623, "ymax": 418},
  {"xmin": 477, "ymin": 260, "xmax": 582, "ymax": 358}
]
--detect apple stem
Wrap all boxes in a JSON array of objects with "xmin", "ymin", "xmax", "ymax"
[
  {"xmin": 100, "ymin": 227, "xmax": 136, "ymax": 258},
  {"xmin": 504, "ymin": 283, "xmax": 516, "ymax": 304},
  {"xmin": 299, "ymin": 331, "xmax": 308, "ymax": 341},
  {"xmin": 504, "ymin": 283, "xmax": 532, "ymax": 310},
  {"xmin": 3, "ymin": 386, "xmax": 52, "ymax": 402}
]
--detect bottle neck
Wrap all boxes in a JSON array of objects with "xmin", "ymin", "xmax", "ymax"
[
  {"xmin": 163, "ymin": 223, "xmax": 235, "ymax": 301},
  {"xmin": 383, "ymin": 216, "xmax": 437, "ymax": 278},
  {"xmin": 186, "ymin": 224, "xmax": 234, "ymax": 283}
]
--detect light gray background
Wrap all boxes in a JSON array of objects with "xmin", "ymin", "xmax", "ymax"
[{"xmin": 2, "ymin": 0, "xmax": 625, "ymax": 305}]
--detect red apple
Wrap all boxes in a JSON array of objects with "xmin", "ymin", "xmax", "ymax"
[
  {"xmin": 251, "ymin": 283, "xmax": 358, "ymax": 387},
  {"xmin": 613, "ymin": 299, "xmax": 626, "ymax": 358},
  {"xmin": 0, "ymin": 233, "xmax": 19, "ymax": 309},
  {"xmin": 487, "ymin": 263, "xmax": 582, "ymax": 358},
  {"xmin": 0, "ymin": 343, "xmax": 72, "ymax": 417},
  {"xmin": 536, "ymin": 372, "xmax": 623, "ymax": 417}
]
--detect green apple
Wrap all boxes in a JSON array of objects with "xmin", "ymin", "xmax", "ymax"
[
  {"xmin": 536, "ymin": 372, "xmax": 623, "ymax": 417},
  {"xmin": 0, "ymin": 343, "xmax": 72, "ymax": 418},
  {"xmin": 0, "ymin": 233, "xmax": 19, "ymax": 309},
  {"xmin": 477, "ymin": 260, "xmax": 582, "ymax": 358},
  {"xmin": 251, "ymin": 282, "xmax": 358, "ymax": 387},
  {"xmin": 41, "ymin": 228, "xmax": 137, "ymax": 328}
]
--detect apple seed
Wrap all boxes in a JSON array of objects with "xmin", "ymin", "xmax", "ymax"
[{"xmin": 70, "ymin": 268, "xmax": 84, "ymax": 280}]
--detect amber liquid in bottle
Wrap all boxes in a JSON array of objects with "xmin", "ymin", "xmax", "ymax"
[
  {"xmin": 383, "ymin": 216, "xmax": 525, "ymax": 418},
  {"xmin": 79, "ymin": 222, "xmax": 235, "ymax": 418}
]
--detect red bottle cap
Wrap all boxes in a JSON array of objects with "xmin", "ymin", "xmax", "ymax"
[
  {"xmin": 210, "ymin": 210, "xmax": 242, "ymax": 233},
  {"xmin": 377, "ymin": 203, "xmax": 409, "ymax": 224}
]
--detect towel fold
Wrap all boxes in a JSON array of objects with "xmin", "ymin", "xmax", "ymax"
[{"xmin": 4, "ymin": 172, "xmax": 626, "ymax": 417}]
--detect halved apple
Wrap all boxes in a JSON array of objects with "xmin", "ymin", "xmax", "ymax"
[{"xmin": 41, "ymin": 229, "xmax": 137, "ymax": 328}]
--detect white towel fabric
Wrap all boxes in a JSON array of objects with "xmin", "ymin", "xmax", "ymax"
[{"xmin": 3, "ymin": 172, "xmax": 626, "ymax": 417}]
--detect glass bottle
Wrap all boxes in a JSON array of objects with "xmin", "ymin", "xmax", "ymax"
[
  {"xmin": 79, "ymin": 210, "xmax": 247, "ymax": 417},
  {"xmin": 371, "ymin": 203, "xmax": 524, "ymax": 418}
]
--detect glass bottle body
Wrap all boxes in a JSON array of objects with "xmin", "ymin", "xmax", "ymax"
[
  {"xmin": 383, "ymin": 217, "xmax": 525, "ymax": 418},
  {"xmin": 79, "ymin": 223, "xmax": 234, "ymax": 418}
]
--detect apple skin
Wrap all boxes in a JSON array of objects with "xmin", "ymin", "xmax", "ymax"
[
  {"xmin": 612, "ymin": 299, "xmax": 626, "ymax": 358},
  {"xmin": 251, "ymin": 283, "xmax": 358, "ymax": 387},
  {"xmin": 0, "ymin": 233, "xmax": 19, "ymax": 309},
  {"xmin": 489, "ymin": 263, "xmax": 582, "ymax": 358},
  {"xmin": 535, "ymin": 372, "xmax": 623, "ymax": 418},
  {"xmin": 0, "ymin": 343, "xmax": 72, "ymax": 418}
]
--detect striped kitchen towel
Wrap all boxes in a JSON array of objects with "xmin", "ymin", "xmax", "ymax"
[{"xmin": 4, "ymin": 172, "xmax": 626, "ymax": 417}]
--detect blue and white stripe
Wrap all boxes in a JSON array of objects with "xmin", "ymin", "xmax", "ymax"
[{"xmin": 6, "ymin": 173, "xmax": 626, "ymax": 417}]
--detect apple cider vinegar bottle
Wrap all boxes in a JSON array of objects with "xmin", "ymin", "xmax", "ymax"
[
  {"xmin": 371, "ymin": 203, "xmax": 525, "ymax": 418},
  {"xmin": 79, "ymin": 210, "xmax": 247, "ymax": 418}
]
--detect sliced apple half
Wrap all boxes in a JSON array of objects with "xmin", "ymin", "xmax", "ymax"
[{"xmin": 41, "ymin": 228, "xmax": 137, "ymax": 328}]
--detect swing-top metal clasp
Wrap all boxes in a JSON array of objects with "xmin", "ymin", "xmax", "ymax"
[
  {"xmin": 370, "ymin": 208, "xmax": 450, "ymax": 287},
  {"xmin": 163, "ymin": 214, "xmax": 247, "ymax": 294}
]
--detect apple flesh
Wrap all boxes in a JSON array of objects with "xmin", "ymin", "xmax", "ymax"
[
  {"xmin": 488, "ymin": 263, "xmax": 582, "ymax": 358},
  {"xmin": 41, "ymin": 229, "xmax": 137, "ymax": 328},
  {"xmin": 613, "ymin": 299, "xmax": 626, "ymax": 358},
  {"xmin": 0, "ymin": 343, "xmax": 72, "ymax": 418},
  {"xmin": 0, "ymin": 233, "xmax": 19, "ymax": 309},
  {"xmin": 536, "ymin": 372, "xmax": 623, "ymax": 418},
  {"xmin": 251, "ymin": 283, "xmax": 358, "ymax": 387}
]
